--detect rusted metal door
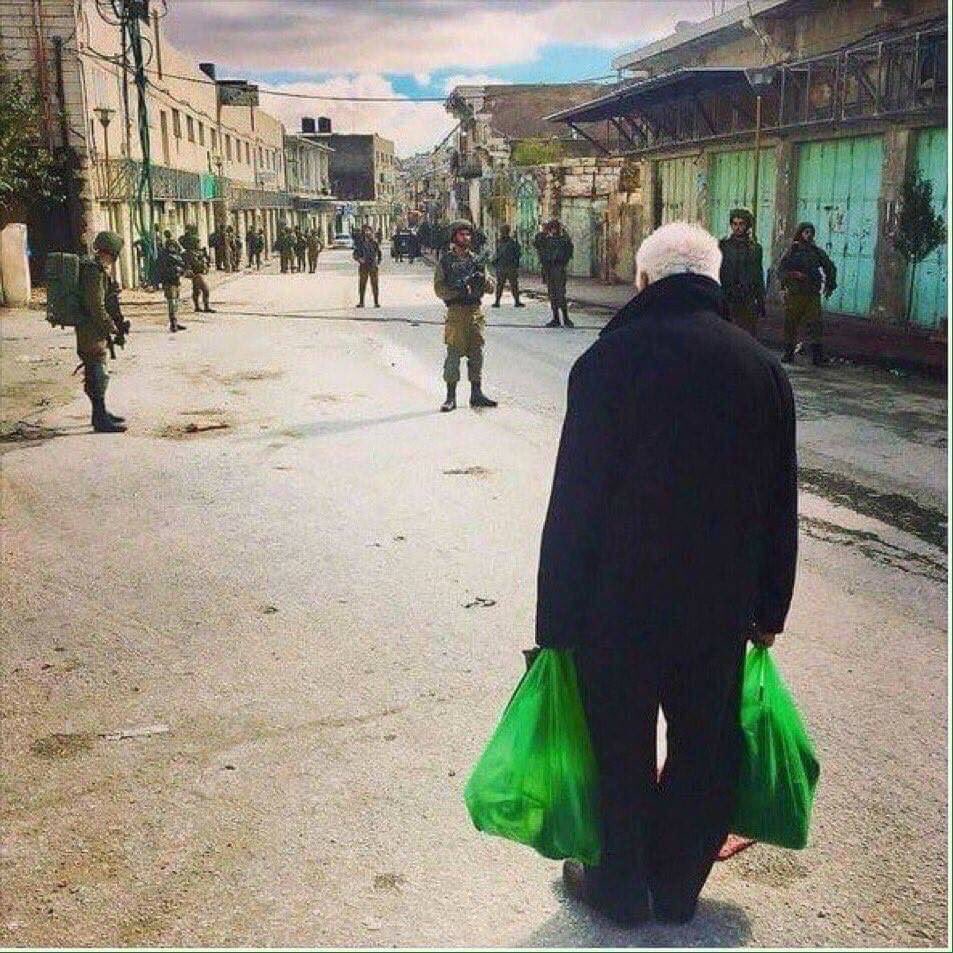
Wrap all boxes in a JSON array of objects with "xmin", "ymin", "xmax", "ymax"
[
  {"xmin": 795, "ymin": 135, "xmax": 883, "ymax": 316},
  {"xmin": 907, "ymin": 127, "xmax": 948, "ymax": 329},
  {"xmin": 515, "ymin": 175, "xmax": 540, "ymax": 272}
]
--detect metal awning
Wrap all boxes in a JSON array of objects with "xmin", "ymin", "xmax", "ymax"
[{"xmin": 544, "ymin": 68, "xmax": 751, "ymax": 124}]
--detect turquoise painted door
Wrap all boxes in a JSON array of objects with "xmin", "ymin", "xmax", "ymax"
[
  {"xmin": 908, "ymin": 127, "xmax": 948, "ymax": 329},
  {"xmin": 515, "ymin": 176, "xmax": 540, "ymax": 272},
  {"xmin": 562, "ymin": 198, "xmax": 606, "ymax": 278},
  {"xmin": 796, "ymin": 136, "xmax": 883, "ymax": 316},
  {"xmin": 658, "ymin": 156, "xmax": 702, "ymax": 224},
  {"xmin": 707, "ymin": 148, "xmax": 777, "ymax": 275}
]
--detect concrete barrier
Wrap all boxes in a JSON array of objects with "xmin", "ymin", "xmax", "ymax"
[{"xmin": 0, "ymin": 223, "xmax": 31, "ymax": 307}]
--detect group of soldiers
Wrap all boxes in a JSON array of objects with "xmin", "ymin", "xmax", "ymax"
[{"xmin": 276, "ymin": 224, "xmax": 325, "ymax": 274}]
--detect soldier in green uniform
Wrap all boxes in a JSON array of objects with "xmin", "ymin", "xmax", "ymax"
[
  {"xmin": 434, "ymin": 219, "xmax": 497, "ymax": 412},
  {"xmin": 157, "ymin": 231, "xmax": 187, "ymax": 332},
  {"xmin": 777, "ymin": 222, "xmax": 838, "ymax": 366},
  {"xmin": 306, "ymin": 228, "xmax": 323, "ymax": 273},
  {"xmin": 294, "ymin": 227, "xmax": 308, "ymax": 273},
  {"xmin": 355, "ymin": 224, "xmax": 382, "ymax": 307},
  {"xmin": 536, "ymin": 219, "xmax": 575, "ymax": 327},
  {"xmin": 491, "ymin": 224, "xmax": 524, "ymax": 308},
  {"xmin": 77, "ymin": 231, "xmax": 130, "ymax": 433},
  {"xmin": 718, "ymin": 208, "xmax": 765, "ymax": 336},
  {"xmin": 276, "ymin": 223, "xmax": 294, "ymax": 274}
]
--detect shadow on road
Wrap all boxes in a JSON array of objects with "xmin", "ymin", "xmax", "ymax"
[
  {"xmin": 521, "ymin": 888, "xmax": 752, "ymax": 948},
  {"xmin": 255, "ymin": 409, "xmax": 438, "ymax": 441}
]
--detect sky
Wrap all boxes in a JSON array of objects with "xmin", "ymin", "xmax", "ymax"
[{"xmin": 163, "ymin": 0, "xmax": 744, "ymax": 157}]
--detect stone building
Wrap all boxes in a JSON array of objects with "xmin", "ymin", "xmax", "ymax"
[
  {"xmin": 547, "ymin": 0, "xmax": 948, "ymax": 332},
  {"xmin": 284, "ymin": 123, "xmax": 336, "ymax": 243}
]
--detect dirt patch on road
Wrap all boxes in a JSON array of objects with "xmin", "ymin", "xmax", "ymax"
[
  {"xmin": 218, "ymin": 370, "xmax": 282, "ymax": 384},
  {"xmin": 0, "ymin": 421, "xmax": 66, "ymax": 447},
  {"xmin": 156, "ymin": 415, "xmax": 232, "ymax": 439},
  {"xmin": 30, "ymin": 732, "xmax": 95, "ymax": 759}
]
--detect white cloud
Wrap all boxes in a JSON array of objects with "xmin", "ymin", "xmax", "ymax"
[
  {"xmin": 414, "ymin": 72, "xmax": 432, "ymax": 87},
  {"xmin": 257, "ymin": 73, "xmax": 455, "ymax": 158},
  {"xmin": 441, "ymin": 74, "xmax": 508, "ymax": 95},
  {"xmin": 164, "ymin": 1, "xmax": 733, "ymax": 75}
]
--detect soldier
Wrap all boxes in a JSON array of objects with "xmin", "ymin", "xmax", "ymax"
[
  {"xmin": 187, "ymin": 246, "xmax": 214, "ymax": 314},
  {"xmin": 776, "ymin": 221, "xmax": 838, "ymax": 366},
  {"xmin": 231, "ymin": 229, "xmax": 243, "ymax": 272},
  {"xmin": 491, "ymin": 224, "xmax": 524, "ymax": 308},
  {"xmin": 250, "ymin": 227, "xmax": 264, "ymax": 270},
  {"xmin": 208, "ymin": 228, "xmax": 225, "ymax": 271},
  {"xmin": 434, "ymin": 219, "xmax": 497, "ymax": 412},
  {"xmin": 222, "ymin": 225, "xmax": 237, "ymax": 271},
  {"xmin": 306, "ymin": 228, "xmax": 324, "ymax": 273},
  {"xmin": 276, "ymin": 223, "xmax": 294, "ymax": 274},
  {"xmin": 718, "ymin": 208, "xmax": 765, "ymax": 336},
  {"xmin": 246, "ymin": 228, "xmax": 257, "ymax": 269},
  {"xmin": 77, "ymin": 231, "xmax": 130, "ymax": 433},
  {"xmin": 354, "ymin": 224, "xmax": 382, "ymax": 307},
  {"xmin": 157, "ymin": 231, "xmax": 187, "ymax": 332},
  {"xmin": 294, "ymin": 227, "xmax": 308, "ymax": 273},
  {"xmin": 537, "ymin": 219, "xmax": 574, "ymax": 327}
]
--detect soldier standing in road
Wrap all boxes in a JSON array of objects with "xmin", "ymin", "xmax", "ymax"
[
  {"xmin": 434, "ymin": 219, "xmax": 497, "ymax": 412},
  {"xmin": 222, "ymin": 225, "xmax": 236, "ymax": 271},
  {"xmin": 231, "ymin": 230, "xmax": 243, "ymax": 272},
  {"xmin": 306, "ymin": 228, "xmax": 324, "ymax": 273},
  {"xmin": 537, "ymin": 219, "xmax": 574, "ymax": 327},
  {"xmin": 776, "ymin": 221, "xmax": 838, "ymax": 366},
  {"xmin": 294, "ymin": 227, "xmax": 308, "ymax": 273},
  {"xmin": 77, "ymin": 232, "xmax": 130, "ymax": 433},
  {"xmin": 186, "ymin": 244, "xmax": 215, "ymax": 314},
  {"xmin": 277, "ymin": 223, "xmax": 294, "ymax": 274},
  {"xmin": 491, "ymin": 224, "xmax": 524, "ymax": 308},
  {"xmin": 245, "ymin": 228, "xmax": 257, "ymax": 269},
  {"xmin": 157, "ymin": 231, "xmax": 187, "ymax": 333},
  {"xmin": 208, "ymin": 228, "xmax": 224, "ymax": 271},
  {"xmin": 355, "ymin": 224, "xmax": 382, "ymax": 307},
  {"xmin": 718, "ymin": 208, "xmax": 765, "ymax": 336}
]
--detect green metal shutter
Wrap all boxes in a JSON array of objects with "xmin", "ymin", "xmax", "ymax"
[
  {"xmin": 658, "ymin": 156, "xmax": 701, "ymax": 225},
  {"xmin": 908, "ymin": 127, "xmax": 948, "ymax": 329},
  {"xmin": 515, "ymin": 176, "xmax": 540, "ymax": 272},
  {"xmin": 707, "ymin": 148, "xmax": 777, "ymax": 275},
  {"xmin": 795, "ymin": 136, "xmax": 884, "ymax": 316}
]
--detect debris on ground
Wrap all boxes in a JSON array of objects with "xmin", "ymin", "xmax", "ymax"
[
  {"xmin": 30, "ymin": 733, "xmax": 95, "ymax": 758},
  {"xmin": 261, "ymin": 605, "xmax": 279, "ymax": 614},
  {"xmin": 99, "ymin": 724, "xmax": 170, "ymax": 742},
  {"xmin": 463, "ymin": 596, "xmax": 497, "ymax": 609},
  {"xmin": 442, "ymin": 465, "xmax": 491, "ymax": 477},
  {"xmin": 0, "ymin": 421, "xmax": 62, "ymax": 444},
  {"xmin": 157, "ymin": 421, "xmax": 230, "ymax": 438}
]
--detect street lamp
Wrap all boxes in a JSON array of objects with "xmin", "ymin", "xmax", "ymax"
[
  {"xmin": 744, "ymin": 67, "xmax": 776, "ymax": 237},
  {"xmin": 94, "ymin": 106, "xmax": 116, "ymax": 199}
]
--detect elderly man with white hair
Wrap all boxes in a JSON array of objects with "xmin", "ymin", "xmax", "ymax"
[{"xmin": 534, "ymin": 221, "xmax": 798, "ymax": 926}]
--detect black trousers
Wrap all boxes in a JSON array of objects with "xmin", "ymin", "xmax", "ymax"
[{"xmin": 574, "ymin": 635, "xmax": 745, "ymax": 910}]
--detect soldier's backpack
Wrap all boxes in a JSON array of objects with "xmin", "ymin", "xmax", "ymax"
[{"xmin": 45, "ymin": 252, "xmax": 84, "ymax": 328}]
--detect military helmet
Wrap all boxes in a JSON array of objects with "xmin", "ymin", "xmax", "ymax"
[
  {"xmin": 92, "ymin": 231, "xmax": 124, "ymax": 257},
  {"xmin": 448, "ymin": 219, "xmax": 474, "ymax": 241}
]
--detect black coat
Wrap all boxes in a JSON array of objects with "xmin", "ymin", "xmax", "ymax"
[{"xmin": 535, "ymin": 273, "xmax": 797, "ymax": 656}]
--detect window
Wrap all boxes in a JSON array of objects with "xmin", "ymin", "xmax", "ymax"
[
  {"xmin": 211, "ymin": 128, "xmax": 217, "ymax": 151},
  {"xmin": 198, "ymin": 122, "xmax": 205, "ymax": 146},
  {"xmin": 258, "ymin": 145, "xmax": 263, "ymax": 165},
  {"xmin": 245, "ymin": 141, "xmax": 251, "ymax": 164},
  {"xmin": 186, "ymin": 115, "xmax": 195, "ymax": 142},
  {"xmin": 172, "ymin": 108, "xmax": 181, "ymax": 138},
  {"xmin": 225, "ymin": 134, "xmax": 232, "ymax": 160}
]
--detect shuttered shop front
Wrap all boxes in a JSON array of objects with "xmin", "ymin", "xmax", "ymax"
[
  {"xmin": 795, "ymin": 136, "xmax": 884, "ymax": 316},
  {"xmin": 908, "ymin": 127, "xmax": 948, "ymax": 329}
]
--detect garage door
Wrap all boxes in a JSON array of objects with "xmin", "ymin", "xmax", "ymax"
[
  {"xmin": 657, "ymin": 156, "xmax": 702, "ymax": 226},
  {"xmin": 707, "ymin": 148, "xmax": 777, "ymax": 275},
  {"xmin": 795, "ymin": 136, "xmax": 883, "ymax": 316},
  {"xmin": 908, "ymin": 127, "xmax": 948, "ymax": 329}
]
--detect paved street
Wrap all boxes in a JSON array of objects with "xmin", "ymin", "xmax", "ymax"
[{"xmin": 1, "ymin": 250, "xmax": 947, "ymax": 947}]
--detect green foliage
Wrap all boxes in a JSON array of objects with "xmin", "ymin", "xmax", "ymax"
[
  {"xmin": 511, "ymin": 138, "xmax": 566, "ymax": 167},
  {"xmin": 894, "ymin": 165, "xmax": 946, "ymax": 321},
  {"xmin": 0, "ymin": 70, "xmax": 66, "ymax": 210},
  {"xmin": 894, "ymin": 166, "xmax": 946, "ymax": 265}
]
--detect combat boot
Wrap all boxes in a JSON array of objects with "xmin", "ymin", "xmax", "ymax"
[
  {"xmin": 545, "ymin": 306, "xmax": 560, "ymax": 328},
  {"xmin": 91, "ymin": 398, "xmax": 126, "ymax": 433},
  {"xmin": 492, "ymin": 298, "xmax": 501, "ymax": 308},
  {"xmin": 440, "ymin": 383, "xmax": 457, "ymax": 413},
  {"xmin": 514, "ymin": 297, "xmax": 525, "ymax": 308},
  {"xmin": 561, "ymin": 306, "xmax": 574, "ymax": 328},
  {"xmin": 470, "ymin": 382, "xmax": 498, "ymax": 408}
]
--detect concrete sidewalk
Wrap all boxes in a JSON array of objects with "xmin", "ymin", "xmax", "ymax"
[{"xmin": 517, "ymin": 271, "xmax": 947, "ymax": 377}]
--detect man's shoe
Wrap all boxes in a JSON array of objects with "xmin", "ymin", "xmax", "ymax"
[
  {"xmin": 374, "ymin": 302, "xmax": 381, "ymax": 308},
  {"xmin": 545, "ymin": 318, "xmax": 560, "ymax": 328},
  {"xmin": 356, "ymin": 302, "xmax": 365, "ymax": 308},
  {"xmin": 563, "ymin": 861, "xmax": 650, "ymax": 928},
  {"xmin": 652, "ymin": 894, "xmax": 697, "ymax": 924},
  {"xmin": 514, "ymin": 301, "xmax": 526, "ymax": 308},
  {"xmin": 205, "ymin": 307, "xmax": 216, "ymax": 313},
  {"xmin": 470, "ymin": 383, "xmax": 498, "ymax": 408},
  {"xmin": 107, "ymin": 412, "xmax": 126, "ymax": 424},
  {"xmin": 563, "ymin": 316, "xmax": 575, "ymax": 328},
  {"xmin": 91, "ymin": 400, "xmax": 126, "ymax": 433},
  {"xmin": 440, "ymin": 383, "xmax": 457, "ymax": 413},
  {"xmin": 491, "ymin": 301, "xmax": 501, "ymax": 308}
]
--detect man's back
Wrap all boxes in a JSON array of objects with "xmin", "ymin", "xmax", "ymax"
[{"xmin": 536, "ymin": 273, "xmax": 797, "ymax": 656}]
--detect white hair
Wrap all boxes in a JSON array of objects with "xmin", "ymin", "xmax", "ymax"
[{"xmin": 635, "ymin": 222, "xmax": 722, "ymax": 284}]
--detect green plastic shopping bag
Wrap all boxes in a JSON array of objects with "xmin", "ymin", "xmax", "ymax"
[
  {"xmin": 731, "ymin": 647, "xmax": 821, "ymax": 849},
  {"xmin": 464, "ymin": 649, "xmax": 601, "ymax": 865}
]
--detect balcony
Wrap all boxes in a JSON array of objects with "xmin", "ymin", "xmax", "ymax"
[{"xmin": 92, "ymin": 157, "xmax": 214, "ymax": 202}]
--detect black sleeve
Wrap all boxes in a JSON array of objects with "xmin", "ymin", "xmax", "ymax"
[
  {"xmin": 536, "ymin": 352, "xmax": 619, "ymax": 648},
  {"xmin": 755, "ymin": 361, "xmax": 798, "ymax": 633},
  {"xmin": 754, "ymin": 244, "xmax": 766, "ymax": 304}
]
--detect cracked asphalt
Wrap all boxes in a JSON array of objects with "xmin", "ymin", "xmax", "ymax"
[{"xmin": 0, "ymin": 251, "xmax": 947, "ymax": 947}]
